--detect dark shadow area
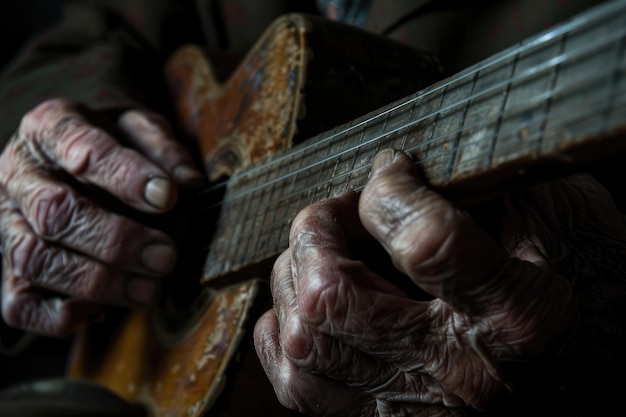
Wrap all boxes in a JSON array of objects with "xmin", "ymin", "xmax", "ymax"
[{"xmin": 0, "ymin": 0, "xmax": 64, "ymax": 70}]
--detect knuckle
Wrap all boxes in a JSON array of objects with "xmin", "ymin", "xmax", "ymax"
[
  {"xmin": 121, "ymin": 109, "xmax": 171, "ymax": 134},
  {"xmin": 80, "ymin": 266, "xmax": 110, "ymax": 301},
  {"xmin": 94, "ymin": 217, "xmax": 139, "ymax": 264},
  {"xmin": 27, "ymin": 185, "xmax": 81, "ymax": 240},
  {"xmin": 19, "ymin": 99, "xmax": 75, "ymax": 137},
  {"xmin": 1, "ymin": 296, "xmax": 29, "ymax": 331},
  {"xmin": 298, "ymin": 266, "xmax": 338, "ymax": 325},
  {"xmin": 61, "ymin": 122, "xmax": 116, "ymax": 176},
  {"xmin": 6, "ymin": 232, "xmax": 45, "ymax": 284},
  {"xmin": 281, "ymin": 317, "xmax": 318, "ymax": 368},
  {"xmin": 1, "ymin": 294, "xmax": 48, "ymax": 335},
  {"xmin": 390, "ymin": 204, "xmax": 462, "ymax": 275}
]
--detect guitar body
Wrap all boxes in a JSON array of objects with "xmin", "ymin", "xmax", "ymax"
[{"xmin": 67, "ymin": 14, "xmax": 443, "ymax": 417}]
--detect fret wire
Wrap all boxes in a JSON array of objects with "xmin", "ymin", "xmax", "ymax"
[
  {"xmin": 325, "ymin": 157, "xmax": 341, "ymax": 199},
  {"xmin": 419, "ymin": 85, "xmax": 446, "ymax": 179},
  {"xmin": 198, "ymin": 60, "xmax": 626, "ymax": 224},
  {"xmin": 308, "ymin": 136, "xmax": 331, "ymax": 210},
  {"xmin": 488, "ymin": 50, "xmax": 520, "ymax": 170},
  {"xmin": 233, "ymin": 184, "xmax": 261, "ymax": 268},
  {"xmin": 229, "ymin": 2, "xmax": 626, "ymax": 183},
  {"xmin": 535, "ymin": 30, "xmax": 568, "ymax": 158},
  {"xmin": 219, "ymin": 64, "xmax": 620, "ymax": 208},
  {"xmin": 195, "ymin": 5, "xmax": 626, "ymax": 280},
  {"xmin": 247, "ymin": 70, "xmax": 626, "ymax": 209},
  {"xmin": 217, "ymin": 25, "xmax": 626, "ymax": 204},
  {"xmin": 397, "ymin": 95, "xmax": 417, "ymax": 153},
  {"xmin": 346, "ymin": 118, "xmax": 377, "ymax": 191},
  {"xmin": 199, "ymin": 79, "xmax": 626, "ymax": 252},
  {"xmin": 435, "ymin": 72, "xmax": 626, "ymax": 160},
  {"xmin": 252, "ymin": 178, "xmax": 276, "ymax": 259},
  {"xmin": 270, "ymin": 156, "xmax": 294, "ymax": 255},
  {"xmin": 447, "ymin": 70, "xmax": 479, "ymax": 181},
  {"xmin": 190, "ymin": 9, "xmax": 624, "ymax": 214},
  {"xmin": 448, "ymin": 84, "xmax": 626, "ymax": 166}
]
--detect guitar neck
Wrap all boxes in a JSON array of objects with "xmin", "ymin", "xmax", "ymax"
[{"xmin": 201, "ymin": 0, "xmax": 626, "ymax": 284}]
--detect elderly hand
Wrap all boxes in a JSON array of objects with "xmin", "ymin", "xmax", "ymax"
[
  {"xmin": 0, "ymin": 98, "xmax": 204, "ymax": 337},
  {"xmin": 254, "ymin": 148, "xmax": 625, "ymax": 416}
]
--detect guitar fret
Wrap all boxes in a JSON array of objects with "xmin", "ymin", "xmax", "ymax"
[
  {"xmin": 249, "ymin": 163, "xmax": 276, "ymax": 262},
  {"xmin": 268, "ymin": 165, "xmax": 290, "ymax": 257},
  {"xmin": 381, "ymin": 94, "xmax": 418, "ymax": 153},
  {"xmin": 348, "ymin": 138, "xmax": 375, "ymax": 190},
  {"xmin": 419, "ymin": 85, "xmax": 447, "ymax": 183},
  {"xmin": 233, "ymin": 187, "xmax": 259, "ymax": 269},
  {"xmin": 202, "ymin": 1, "xmax": 626, "ymax": 283},
  {"xmin": 543, "ymin": 20, "xmax": 625, "ymax": 153},
  {"xmin": 487, "ymin": 49, "xmax": 520, "ymax": 171},
  {"xmin": 253, "ymin": 167, "xmax": 279, "ymax": 260},
  {"xmin": 448, "ymin": 70, "xmax": 479, "ymax": 181},
  {"xmin": 493, "ymin": 35, "xmax": 564, "ymax": 166},
  {"xmin": 396, "ymin": 96, "xmax": 417, "ymax": 152},
  {"xmin": 313, "ymin": 131, "xmax": 337, "ymax": 198},
  {"xmin": 426, "ymin": 81, "xmax": 472, "ymax": 184},
  {"xmin": 536, "ymin": 32, "xmax": 567, "ymax": 159}
]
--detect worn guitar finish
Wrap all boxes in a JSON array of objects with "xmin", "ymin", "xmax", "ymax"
[
  {"xmin": 69, "ymin": 3, "xmax": 626, "ymax": 417},
  {"xmin": 68, "ymin": 14, "xmax": 442, "ymax": 417}
]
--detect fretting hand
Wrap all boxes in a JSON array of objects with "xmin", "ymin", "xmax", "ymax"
[{"xmin": 254, "ymin": 148, "xmax": 625, "ymax": 416}]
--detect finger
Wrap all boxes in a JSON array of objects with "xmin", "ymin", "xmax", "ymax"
[
  {"xmin": 253, "ymin": 309, "xmax": 376, "ymax": 417},
  {"xmin": 359, "ymin": 149, "xmax": 510, "ymax": 312},
  {"xmin": 360, "ymin": 150, "xmax": 573, "ymax": 360},
  {"xmin": 270, "ymin": 250, "xmax": 398, "ymax": 388},
  {"xmin": 254, "ymin": 311, "xmax": 463, "ymax": 416},
  {"xmin": 287, "ymin": 193, "xmax": 435, "ymax": 358},
  {"xmin": 16, "ymin": 99, "xmax": 177, "ymax": 212},
  {"xmin": 0, "ymin": 196, "xmax": 161, "ymax": 306},
  {"xmin": 118, "ymin": 110, "xmax": 204, "ymax": 187},
  {"xmin": 1, "ymin": 283, "xmax": 101, "ymax": 338},
  {"xmin": 0, "ymin": 161, "xmax": 176, "ymax": 275}
]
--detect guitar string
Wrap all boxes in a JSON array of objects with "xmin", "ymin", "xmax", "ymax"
[
  {"xmin": 198, "ymin": 3, "xmax": 626, "ymax": 271},
  {"xmin": 202, "ymin": 86, "xmax": 626, "ymax": 254},
  {"xmin": 195, "ymin": 19, "xmax": 626, "ymax": 210},
  {"xmin": 197, "ymin": 49, "xmax": 625, "ymax": 213},
  {"xmin": 226, "ymin": 1, "xmax": 626, "ymax": 183},
  {"xmin": 187, "ymin": 4, "xmax": 625, "ymax": 239}
]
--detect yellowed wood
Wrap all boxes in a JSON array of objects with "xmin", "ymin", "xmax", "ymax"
[{"xmin": 68, "ymin": 281, "xmax": 261, "ymax": 417}]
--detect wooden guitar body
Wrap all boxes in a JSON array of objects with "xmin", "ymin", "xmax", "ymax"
[{"xmin": 67, "ymin": 14, "xmax": 443, "ymax": 417}]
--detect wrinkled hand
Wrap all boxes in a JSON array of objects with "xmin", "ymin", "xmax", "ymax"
[
  {"xmin": 253, "ymin": 149, "xmax": 624, "ymax": 416},
  {"xmin": 0, "ymin": 98, "xmax": 204, "ymax": 337}
]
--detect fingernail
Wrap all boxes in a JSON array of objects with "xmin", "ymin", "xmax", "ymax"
[
  {"xmin": 144, "ymin": 177, "xmax": 174, "ymax": 209},
  {"xmin": 142, "ymin": 243, "xmax": 177, "ymax": 273},
  {"xmin": 371, "ymin": 149, "xmax": 396, "ymax": 173},
  {"xmin": 173, "ymin": 165, "xmax": 204, "ymax": 187},
  {"xmin": 127, "ymin": 278, "xmax": 160, "ymax": 305}
]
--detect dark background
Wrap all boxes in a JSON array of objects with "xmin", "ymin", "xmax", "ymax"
[{"xmin": 0, "ymin": 0, "xmax": 71, "ymax": 391}]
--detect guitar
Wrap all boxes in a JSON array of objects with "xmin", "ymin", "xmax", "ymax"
[{"xmin": 68, "ymin": 2, "xmax": 626, "ymax": 416}]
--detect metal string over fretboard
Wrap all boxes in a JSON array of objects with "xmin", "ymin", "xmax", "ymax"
[{"xmin": 197, "ymin": 0, "xmax": 626, "ymax": 282}]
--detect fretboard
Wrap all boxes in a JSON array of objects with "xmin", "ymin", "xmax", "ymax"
[{"xmin": 201, "ymin": 0, "xmax": 626, "ymax": 284}]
